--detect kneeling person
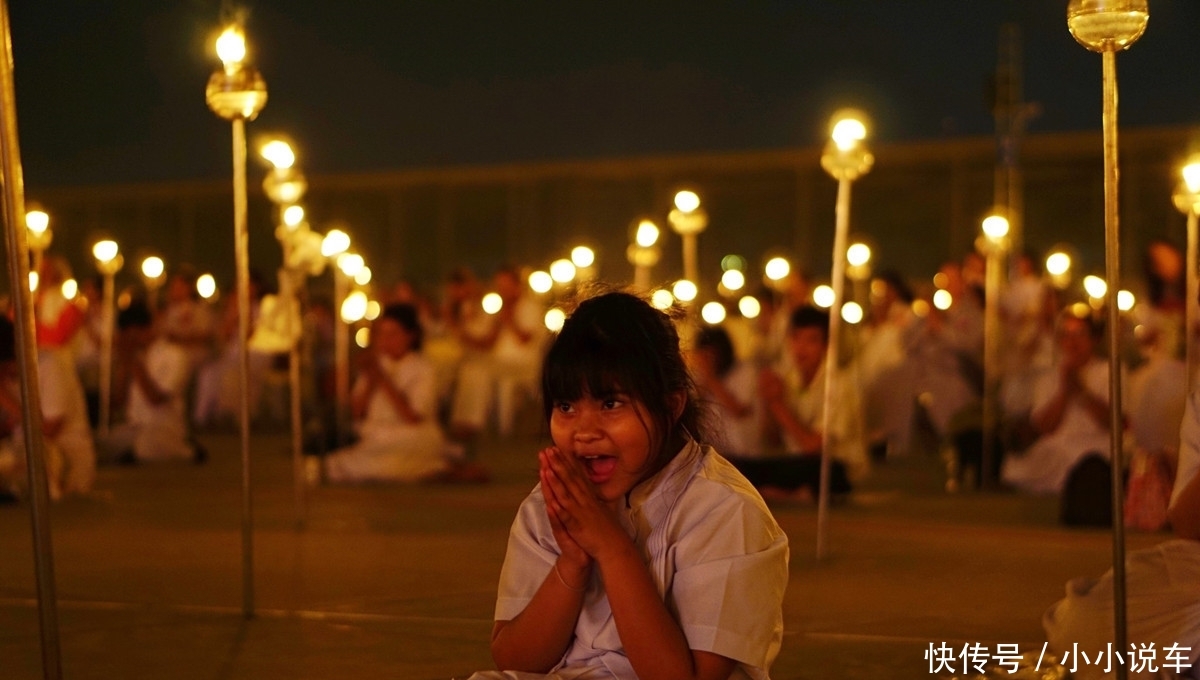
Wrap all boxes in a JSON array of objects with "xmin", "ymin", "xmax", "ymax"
[
  {"xmin": 99, "ymin": 301, "xmax": 203, "ymax": 463},
  {"xmin": 323, "ymin": 303, "xmax": 486, "ymax": 483}
]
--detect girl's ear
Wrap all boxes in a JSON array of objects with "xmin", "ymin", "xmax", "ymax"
[{"xmin": 668, "ymin": 391, "xmax": 687, "ymax": 422}]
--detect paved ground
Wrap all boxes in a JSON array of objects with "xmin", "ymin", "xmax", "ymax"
[{"xmin": 0, "ymin": 430, "xmax": 1165, "ymax": 680}]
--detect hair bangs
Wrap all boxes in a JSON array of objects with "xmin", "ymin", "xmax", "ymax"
[{"xmin": 542, "ymin": 310, "xmax": 656, "ymax": 413}]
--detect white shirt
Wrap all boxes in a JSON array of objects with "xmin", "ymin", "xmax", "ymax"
[
  {"xmin": 355, "ymin": 351, "xmax": 437, "ymax": 430},
  {"xmin": 127, "ymin": 339, "xmax": 190, "ymax": 426},
  {"xmin": 495, "ymin": 441, "xmax": 789, "ymax": 679},
  {"xmin": 1174, "ymin": 388, "xmax": 1200, "ymax": 509}
]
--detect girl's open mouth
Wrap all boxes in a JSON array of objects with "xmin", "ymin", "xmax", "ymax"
[{"xmin": 581, "ymin": 455, "xmax": 617, "ymax": 484}]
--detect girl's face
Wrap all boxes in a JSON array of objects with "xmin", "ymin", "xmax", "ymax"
[
  {"xmin": 373, "ymin": 318, "xmax": 415, "ymax": 359},
  {"xmin": 550, "ymin": 390, "xmax": 656, "ymax": 504}
]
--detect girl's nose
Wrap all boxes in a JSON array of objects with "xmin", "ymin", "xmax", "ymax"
[{"xmin": 573, "ymin": 410, "xmax": 603, "ymax": 441}]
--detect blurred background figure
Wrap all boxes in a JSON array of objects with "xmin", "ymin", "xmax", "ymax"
[
  {"xmin": 692, "ymin": 325, "xmax": 761, "ymax": 458},
  {"xmin": 448, "ymin": 264, "xmax": 546, "ymax": 449},
  {"xmin": 320, "ymin": 303, "xmax": 487, "ymax": 484},
  {"xmin": 0, "ymin": 315, "xmax": 95, "ymax": 500},
  {"xmin": 858, "ymin": 269, "xmax": 918, "ymax": 461},
  {"xmin": 99, "ymin": 301, "xmax": 204, "ymax": 465}
]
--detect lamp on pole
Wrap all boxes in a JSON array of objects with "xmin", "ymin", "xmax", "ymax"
[
  {"xmin": 1173, "ymin": 157, "xmax": 1200, "ymax": 392},
  {"xmin": 206, "ymin": 19, "xmax": 267, "ymax": 620},
  {"xmin": 25, "ymin": 208, "xmax": 50, "ymax": 277},
  {"xmin": 92, "ymin": 240, "xmax": 123, "ymax": 439},
  {"xmin": 668, "ymin": 190, "xmax": 708, "ymax": 288},
  {"xmin": 627, "ymin": 219, "xmax": 661, "ymax": 291},
  {"xmin": 979, "ymin": 213, "xmax": 1010, "ymax": 490},
  {"xmin": 816, "ymin": 109, "xmax": 874, "ymax": 560},
  {"xmin": 321, "ymin": 228, "xmax": 352, "ymax": 445},
  {"xmin": 1066, "ymin": 1, "xmax": 1148, "ymax": 670},
  {"xmin": 140, "ymin": 255, "xmax": 165, "ymax": 312},
  {"xmin": 0, "ymin": 2, "xmax": 64, "ymax": 670},
  {"xmin": 262, "ymin": 139, "xmax": 310, "ymax": 528}
]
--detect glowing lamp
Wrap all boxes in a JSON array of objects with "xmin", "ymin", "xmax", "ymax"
[
  {"xmin": 635, "ymin": 220, "xmax": 660, "ymax": 247},
  {"xmin": 529, "ymin": 271, "xmax": 553, "ymax": 293},
  {"xmin": 812, "ymin": 285, "xmax": 835, "ymax": 308},
  {"xmin": 738, "ymin": 296, "xmax": 761, "ymax": 319},
  {"xmin": 701, "ymin": 302, "xmax": 727, "ymax": 325},
  {"xmin": 482, "ymin": 293, "xmax": 503, "ymax": 315},
  {"xmin": 544, "ymin": 308, "xmax": 566, "ymax": 333},
  {"xmin": 1067, "ymin": 0, "xmax": 1149, "ymax": 52}
]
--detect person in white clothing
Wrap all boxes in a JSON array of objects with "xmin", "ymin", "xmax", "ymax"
[
  {"xmin": 98, "ymin": 302, "xmax": 204, "ymax": 464},
  {"xmin": 323, "ymin": 303, "xmax": 487, "ymax": 484},
  {"xmin": 1002, "ymin": 311, "xmax": 1121, "ymax": 495},
  {"xmin": 1043, "ymin": 386, "xmax": 1200, "ymax": 679},
  {"xmin": 0, "ymin": 316, "xmax": 96, "ymax": 500},
  {"xmin": 450, "ymin": 265, "xmax": 546, "ymax": 444},
  {"xmin": 471, "ymin": 290, "xmax": 788, "ymax": 680},
  {"xmin": 692, "ymin": 325, "xmax": 761, "ymax": 457}
]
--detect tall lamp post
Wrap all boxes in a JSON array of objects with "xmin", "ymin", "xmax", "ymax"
[
  {"xmin": 206, "ymin": 20, "xmax": 267, "ymax": 620},
  {"xmin": 92, "ymin": 240, "xmax": 123, "ymax": 439},
  {"xmin": 262, "ymin": 140, "xmax": 309, "ymax": 528},
  {"xmin": 140, "ymin": 255, "xmax": 164, "ymax": 312},
  {"xmin": 25, "ymin": 208, "xmax": 50, "ymax": 276},
  {"xmin": 668, "ymin": 191, "xmax": 708, "ymax": 288},
  {"xmin": 816, "ymin": 110, "xmax": 874, "ymax": 560},
  {"xmin": 1173, "ymin": 157, "xmax": 1200, "ymax": 392},
  {"xmin": 1067, "ymin": 1, "xmax": 1148, "ymax": 669},
  {"xmin": 0, "ymin": 2, "xmax": 63, "ymax": 672},
  {"xmin": 627, "ymin": 219, "xmax": 661, "ymax": 291},
  {"xmin": 980, "ymin": 213, "xmax": 1010, "ymax": 490},
  {"xmin": 321, "ymin": 229, "xmax": 352, "ymax": 445}
]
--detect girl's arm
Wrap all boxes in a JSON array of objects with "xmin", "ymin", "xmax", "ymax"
[
  {"xmin": 490, "ymin": 450, "xmax": 593, "ymax": 672},
  {"xmin": 541, "ymin": 448, "xmax": 738, "ymax": 680},
  {"xmin": 488, "ymin": 555, "xmax": 589, "ymax": 672}
]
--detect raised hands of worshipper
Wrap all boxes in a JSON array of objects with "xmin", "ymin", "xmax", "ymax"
[{"xmin": 537, "ymin": 445, "xmax": 629, "ymax": 565}]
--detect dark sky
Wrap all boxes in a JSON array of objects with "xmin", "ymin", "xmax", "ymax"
[{"xmin": 10, "ymin": 1, "xmax": 1200, "ymax": 188}]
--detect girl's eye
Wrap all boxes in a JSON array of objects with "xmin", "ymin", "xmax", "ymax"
[
  {"xmin": 601, "ymin": 397, "xmax": 624, "ymax": 410},
  {"xmin": 554, "ymin": 401, "xmax": 575, "ymax": 414}
]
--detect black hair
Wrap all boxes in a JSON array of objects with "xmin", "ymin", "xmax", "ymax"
[
  {"xmin": 117, "ymin": 300, "xmax": 154, "ymax": 330},
  {"xmin": 1059, "ymin": 307, "xmax": 1104, "ymax": 341},
  {"xmin": 541, "ymin": 288, "xmax": 708, "ymax": 475},
  {"xmin": 0, "ymin": 315, "xmax": 13, "ymax": 363},
  {"xmin": 876, "ymin": 269, "xmax": 914, "ymax": 304},
  {"xmin": 694, "ymin": 325, "xmax": 736, "ymax": 378},
  {"xmin": 789, "ymin": 305, "xmax": 830, "ymax": 343},
  {"xmin": 379, "ymin": 302, "xmax": 423, "ymax": 350}
]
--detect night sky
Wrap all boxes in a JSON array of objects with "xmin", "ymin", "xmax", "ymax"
[{"xmin": 9, "ymin": 1, "xmax": 1200, "ymax": 188}]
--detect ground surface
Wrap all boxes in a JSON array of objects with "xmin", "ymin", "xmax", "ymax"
[{"xmin": 0, "ymin": 431, "xmax": 1163, "ymax": 679}]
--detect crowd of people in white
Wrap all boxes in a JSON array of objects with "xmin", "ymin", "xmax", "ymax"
[{"xmin": 0, "ymin": 241, "xmax": 1197, "ymax": 675}]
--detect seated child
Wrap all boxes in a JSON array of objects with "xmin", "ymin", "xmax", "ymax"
[
  {"xmin": 470, "ymin": 289, "xmax": 788, "ymax": 680},
  {"xmin": 322, "ymin": 303, "xmax": 486, "ymax": 483}
]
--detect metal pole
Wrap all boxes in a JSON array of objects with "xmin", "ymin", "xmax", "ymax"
[
  {"xmin": 0, "ymin": 0, "xmax": 62, "ymax": 675},
  {"xmin": 334, "ymin": 272, "xmax": 349, "ymax": 448},
  {"xmin": 682, "ymin": 232, "xmax": 698, "ymax": 285},
  {"xmin": 982, "ymin": 247, "xmax": 1002, "ymax": 490},
  {"xmin": 280, "ymin": 241, "xmax": 305, "ymax": 528},
  {"xmin": 232, "ymin": 116, "xmax": 255, "ymax": 619},
  {"xmin": 816, "ymin": 176, "xmax": 852, "ymax": 560},
  {"xmin": 1101, "ymin": 49, "xmax": 1128, "ymax": 678},
  {"xmin": 98, "ymin": 273, "xmax": 114, "ymax": 438},
  {"xmin": 1187, "ymin": 209, "xmax": 1198, "ymax": 393},
  {"xmin": 634, "ymin": 264, "xmax": 649, "ymax": 291}
]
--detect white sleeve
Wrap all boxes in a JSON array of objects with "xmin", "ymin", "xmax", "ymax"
[
  {"xmin": 1174, "ymin": 389, "xmax": 1200, "ymax": 509},
  {"xmin": 494, "ymin": 488, "xmax": 559, "ymax": 622},
  {"xmin": 670, "ymin": 487, "xmax": 789, "ymax": 669}
]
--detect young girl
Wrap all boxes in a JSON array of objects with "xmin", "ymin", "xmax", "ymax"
[{"xmin": 471, "ymin": 290, "xmax": 789, "ymax": 680}]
